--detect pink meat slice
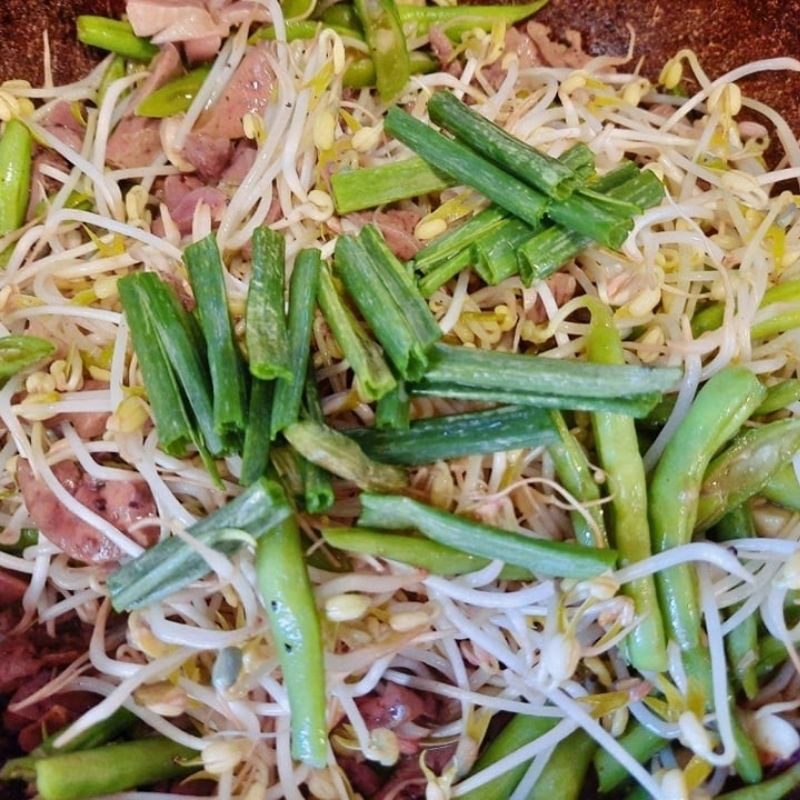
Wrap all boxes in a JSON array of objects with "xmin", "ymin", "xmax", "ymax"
[
  {"xmin": 126, "ymin": 0, "xmax": 226, "ymax": 41},
  {"xmin": 162, "ymin": 173, "xmax": 227, "ymax": 233},
  {"xmin": 347, "ymin": 209, "xmax": 422, "ymax": 260},
  {"xmin": 17, "ymin": 459, "xmax": 159, "ymax": 564},
  {"xmin": 181, "ymin": 132, "xmax": 234, "ymax": 180},
  {"xmin": 194, "ymin": 43, "xmax": 275, "ymax": 140}
]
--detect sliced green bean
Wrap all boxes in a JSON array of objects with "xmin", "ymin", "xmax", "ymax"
[
  {"xmin": 136, "ymin": 66, "xmax": 211, "ymax": 118},
  {"xmin": 594, "ymin": 722, "xmax": 665, "ymax": 794},
  {"xmin": 754, "ymin": 378, "xmax": 800, "ymax": 415},
  {"xmin": 0, "ymin": 118, "xmax": 33, "ymax": 235},
  {"xmin": 696, "ymin": 418, "xmax": 800, "ymax": 530},
  {"xmin": 359, "ymin": 493, "xmax": 618, "ymax": 579},
  {"xmin": 343, "ymin": 50, "xmax": 437, "ymax": 89},
  {"xmin": 255, "ymin": 515, "xmax": 328, "ymax": 767},
  {"xmin": 354, "ymin": 0, "xmax": 410, "ymax": 101},
  {"xmin": 762, "ymin": 461, "xmax": 800, "ymax": 510},
  {"xmin": 76, "ymin": 16, "xmax": 158, "ymax": 61},
  {"xmin": 547, "ymin": 411, "xmax": 607, "ymax": 548},
  {"xmin": 528, "ymin": 730, "xmax": 596, "ymax": 800},
  {"xmin": 586, "ymin": 300, "xmax": 667, "ymax": 672},
  {"xmin": 717, "ymin": 762, "xmax": 800, "ymax": 800}
]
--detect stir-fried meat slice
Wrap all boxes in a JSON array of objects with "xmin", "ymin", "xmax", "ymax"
[
  {"xmin": 356, "ymin": 681, "xmax": 435, "ymax": 730},
  {"xmin": 0, "ymin": 569, "xmax": 28, "ymax": 605},
  {"xmin": 45, "ymin": 379, "xmax": 111, "ymax": 439},
  {"xmin": 17, "ymin": 459, "xmax": 159, "ymax": 564}
]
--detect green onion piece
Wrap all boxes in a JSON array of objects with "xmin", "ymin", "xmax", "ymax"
[
  {"xmin": 0, "ymin": 335, "xmax": 55, "ymax": 379},
  {"xmin": 344, "ymin": 51, "xmax": 438, "ymax": 89},
  {"xmin": 458, "ymin": 715, "xmax": 560, "ymax": 800},
  {"xmin": 348, "ymin": 405, "xmax": 558, "ymax": 465},
  {"xmin": 419, "ymin": 342, "xmax": 682, "ymax": 400},
  {"xmin": 414, "ymin": 205, "xmax": 508, "ymax": 274},
  {"xmin": 136, "ymin": 65, "xmax": 211, "ymax": 118},
  {"xmin": 559, "ymin": 142, "xmax": 596, "ymax": 181},
  {"xmin": 594, "ymin": 722, "xmax": 666, "ymax": 793},
  {"xmin": 354, "ymin": 0, "xmax": 410, "ymax": 101},
  {"xmin": 0, "ymin": 118, "xmax": 33, "ymax": 235},
  {"xmin": 120, "ymin": 273, "xmax": 224, "ymax": 456},
  {"xmin": 317, "ymin": 265, "xmax": 396, "ymax": 401},
  {"xmin": 417, "ymin": 248, "xmax": 474, "ymax": 297},
  {"xmin": 547, "ymin": 411, "xmax": 607, "ymax": 548},
  {"xmin": 762, "ymin": 461, "xmax": 800, "ymax": 511},
  {"xmin": 33, "ymin": 738, "xmax": 197, "ymax": 800},
  {"xmin": 184, "ymin": 234, "xmax": 248, "ymax": 437},
  {"xmin": 322, "ymin": 527, "xmax": 531, "ymax": 579},
  {"xmin": 246, "ymin": 227, "xmax": 291, "ymax": 380},
  {"xmin": 385, "ymin": 107, "xmax": 548, "ymax": 228},
  {"xmin": 696, "ymin": 418, "xmax": 800, "ymax": 531},
  {"xmin": 410, "ymin": 382, "xmax": 663, "ymax": 417},
  {"xmin": 334, "ymin": 234, "xmax": 430, "ymax": 380},
  {"xmin": 428, "ymin": 90, "xmax": 583, "ymax": 201},
  {"xmin": 283, "ymin": 420, "xmax": 407, "ymax": 492},
  {"xmin": 547, "ymin": 190, "xmax": 633, "ymax": 249},
  {"xmin": 375, "ymin": 380, "xmax": 410, "ymax": 430},
  {"xmin": 331, "ymin": 155, "xmax": 452, "ymax": 215},
  {"xmin": 299, "ymin": 366, "xmax": 335, "ymax": 513},
  {"xmin": 76, "ymin": 16, "xmax": 159, "ymax": 61},
  {"xmin": 108, "ymin": 478, "xmax": 291, "ymax": 610},
  {"xmin": 118, "ymin": 277, "xmax": 196, "ymax": 456},
  {"xmin": 359, "ymin": 493, "xmax": 618, "ymax": 578},
  {"xmin": 396, "ymin": 1, "xmax": 548, "ymax": 41},
  {"xmin": 256, "ymin": 515, "xmax": 328, "ymax": 767},
  {"xmin": 270, "ymin": 248, "xmax": 322, "ymax": 437},
  {"xmin": 473, "ymin": 217, "xmax": 538, "ymax": 284},
  {"xmin": 240, "ymin": 378, "xmax": 274, "ymax": 486},
  {"xmin": 359, "ymin": 224, "xmax": 441, "ymax": 353},
  {"xmin": 756, "ymin": 378, "xmax": 800, "ymax": 415}
]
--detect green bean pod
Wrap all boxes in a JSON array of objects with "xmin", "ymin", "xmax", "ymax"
[
  {"xmin": 354, "ymin": 0, "xmax": 410, "ymax": 101},
  {"xmin": 528, "ymin": 730, "xmax": 596, "ymax": 800},
  {"xmin": 696, "ymin": 418, "xmax": 800, "ymax": 531},
  {"xmin": 762, "ymin": 461, "xmax": 800, "ymax": 510},
  {"xmin": 256, "ymin": 515, "xmax": 328, "ymax": 767},
  {"xmin": 136, "ymin": 66, "xmax": 211, "ymax": 118},
  {"xmin": 717, "ymin": 762, "xmax": 800, "ymax": 800},
  {"xmin": 594, "ymin": 722, "xmax": 665, "ymax": 794},
  {"xmin": 76, "ymin": 15, "xmax": 159, "ymax": 61},
  {"xmin": 0, "ymin": 118, "xmax": 33, "ymax": 235}
]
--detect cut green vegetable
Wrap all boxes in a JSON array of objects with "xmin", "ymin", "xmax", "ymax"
[{"xmin": 76, "ymin": 15, "xmax": 158, "ymax": 61}]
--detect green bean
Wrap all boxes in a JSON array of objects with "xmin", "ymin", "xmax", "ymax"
[
  {"xmin": 528, "ymin": 730, "xmax": 596, "ymax": 800},
  {"xmin": 76, "ymin": 16, "xmax": 158, "ymax": 61},
  {"xmin": 731, "ymin": 710, "xmax": 763, "ymax": 785},
  {"xmin": 594, "ymin": 722, "xmax": 665, "ymax": 794},
  {"xmin": 136, "ymin": 66, "xmax": 211, "ymax": 118},
  {"xmin": 459, "ymin": 715, "xmax": 559, "ymax": 800},
  {"xmin": 761, "ymin": 461, "xmax": 800, "ymax": 510},
  {"xmin": 755, "ymin": 378, "xmax": 800, "ymax": 415},
  {"xmin": 547, "ymin": 411, "xmax": 607, "ymax": 548},
  {"xmin": 34, "ymin": 737, "xmax": 197, "ymax": 800},
  {"xmin": 0, "ymin": 335, "xmax": 55, "ymax": 380},
  {"xmin": 256, "ymin": 515, "xmax": 328, "ymax": 767},
  {"xmin": 586, "ymin": 300, "xmax": 667, "ymax": 672},
  {"xmin": 354, "ymin": 0, "xmax": 410, "ymax": 101},
  {"xmin": 756, "ymin": 635, "xmax": 788, "ymax": 679},
  {"xmin": 322, "ymin": 527, "xmax": 531, "ymax": 579},
  {"xmin": 97, "ymin": 55, "xmax": 126, "ymax": 107},
  {"xmin": 284, "ymin": 420, "xmax": 407, "ymax": 492},
  {"xmin": 321, "ymin": 3, "xmax": 362, "ymax": 31},
  {"xmin": 343, "ymin": 51, "xmax": 438, "ymax": 89},
  {"xmin": 0, "ymin": 118, "xmax": 33, "ymax": 235},
  {"xmin": 649, "ymin": 366, "xmax": 765, "ymax": 656},
  {"xmin": 359, "ymin": 493, "xmax": 618, "ymax": 579},
  {"xmin": 711, "ymin": 505, "xmax": 760, "ymax": 700},
  {"xmin": 717, "ymin": 762, "xmax": 800, "ymax": 800},
  {"xmin": 696, "ymin": 418, "xmax": 800, "ymax": 531}
]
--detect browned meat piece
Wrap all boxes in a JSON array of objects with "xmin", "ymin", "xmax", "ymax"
[
  {"xmin": 356, "ymin": 681, "xmax": 435, "ymax": 730},
  {"xmin": 161, "ymin": 173, "xmax": 227, "ymax": 233},
  {"xmin": 347, "ymin": 209, "xmax": 422, "ymax": 261},
  {"xmin": 181, "ymin": 132, "xmax": 234, "ymax": 181},
  {"xmin": 45, "ymin": 379, "xmax": 111, "ymax": 440},
  {"xmin": 194, "ymin": 43, "xmax": 275, "ymax": 140},
  {"xmin": 17, "ymin": 459, "xmax": 159, "ymax": 564},
  {"xmin": 0, "ymin": 569, "xmax": 28, "ymax": 605}
]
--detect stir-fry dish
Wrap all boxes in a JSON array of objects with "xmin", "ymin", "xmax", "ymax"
[{"xmin": 2, "ymin": 1, "xmax": 800, "ymax": 798}]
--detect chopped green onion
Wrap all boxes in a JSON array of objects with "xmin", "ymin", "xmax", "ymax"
[
  {"xmin": 354, "ymin": 0, "xmax": 410, "ymax": 101},
  {"xmin": 108, "ymin": 478, "xmax": 291, "ymax": 610},
  {"xmin": 240, "ymin": 378, "xmax": 274, "ymax": 486},
  {"xmin": 385, "ymin": 107, "xmax": 548, "ymax": 227},
  {"xmin": 0, "ymin": 334, "xmax": 55, "ymax": 379},
  {"xmin": 136, "ymin": 66, "xmax": 211, "ymax": 118},
  {"xmin": 246, "ymin": 227, "xmax": 291, "ymax": 380},
  {"xmin": 299, "ymin": 366, "xmax": 335, "ymax": 513},
  {"xmin": 375, "ymin": 380, "xmax": 410, "ymax": 430},
  {"xmin": 76, "ymin": 16, "xmax": 159, "ymax": 61},
  {"xmin": 331, "ymin": 156, "xmax": 452, "ymax": 215},
  {"xmin": 359, "ymin": 493, "xmax": 618, "ymax": 578},
  {"xmin": 317, "ymin": 265, "xmax": 396, "ymax": 401},
  {"xmin": 348, "ymin": 405, "xmax": 558, "ymax": 465},
  {"xmin": 0, "ymin": 118, "xmax": 33, "ymax": 236},
  {"xmin": 118, "ymin": 277, "xmax": 196, "ymax": 456},
  {"xmin": 417, "ymin": 248, "xmax": 474, "ymax": 297},
  {"xmin": 283, "ymin": 420, "xmax": 407, "ymax": 492},
  {"xmin": 271, "ymin": 248, "xmax": 322, "ymax": 437},
  {"xmin": 322, "ymin": 527, "xmax": 531, "ymax": 579},
  {"xmin": 472, "ymin": 217, "xmax": 538, "ymax": 285},
  {"xmin": 184, "ymin": 234, "xmax": 248, "ymax": 437},
  {"xmin": 120, "ymin": 272, "xmax": 224, "ymax": 456},
  {"xmin": 428, "ymin": 90, "xmax": 583, "ymax": 201}
]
